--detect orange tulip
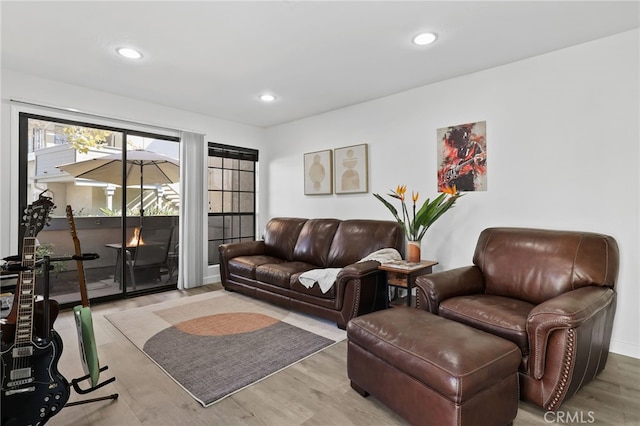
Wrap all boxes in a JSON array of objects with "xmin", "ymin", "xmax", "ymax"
[{"xmin": 412, "ymin": 191, "xmax": 419, "ymax": 203}]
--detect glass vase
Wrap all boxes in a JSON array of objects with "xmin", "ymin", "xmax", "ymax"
[{"xmin": 406, "ymin": 240, "xmax": 421, "ymax": 263}]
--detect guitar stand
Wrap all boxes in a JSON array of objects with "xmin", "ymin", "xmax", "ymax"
[
  {"xmin": 41, "ymin": 255, "xmax": 120, "ymax": 408},
  {"xmin": 65, "ymin": 366, "xmax": 118, "ymax": 407}
]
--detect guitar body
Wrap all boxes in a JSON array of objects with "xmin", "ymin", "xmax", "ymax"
[
  {"xmin": 0, "ymin": 194, "xmax": 69, "ymax": 425},
  {"xmin": 73, "ymin": 305, "xmax": 100, "ymax": 387},
  {"xmin": 1, "ymin": 329, "xmax": 69, "ymax": 426}
]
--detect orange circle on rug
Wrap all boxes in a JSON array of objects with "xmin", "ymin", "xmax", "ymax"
[{"xmin": 175, "ymin": 312, "xmax": 279, "ymax": 336}]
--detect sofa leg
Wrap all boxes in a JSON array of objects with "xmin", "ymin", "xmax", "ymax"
[
  {"xmin": 337, "ymin": 323, "xmax": 346, "ymax": 330},
  {"xmin": 350, "ymin": 381, "xmax": 370, "ymax": 397}
]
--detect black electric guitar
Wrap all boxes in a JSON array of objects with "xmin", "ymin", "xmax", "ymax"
[{"xmin": 1, "ymin": 196, "xmax": 70, "ymax": 426}]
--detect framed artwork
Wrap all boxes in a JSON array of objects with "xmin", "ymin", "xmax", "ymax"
[
  {"xmin": 334, "ymin": 144, "xmax": 368, "ymax": 194},
  {"xmin": 437, "ymin": 121, "xmax": 487, "ymax": 192},
  {"xmin": 304, "ymin": 149, "xmax": 333, "ymax": 195}
]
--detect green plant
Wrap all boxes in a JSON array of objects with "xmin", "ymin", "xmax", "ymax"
[
  {"xmin": 99, "ymin": 207, "xmax": 120, "ymax": 216},
  {"xmin": 373, "ymin": 184, "xmax": 463, "ymax": 241},
  {"xmin": 35, "ymin": 243, "xmax": 69, "ymax": 275},
  {"xmin": 144, "ymin": 205, "xmax": 179, "ymax": 216}
]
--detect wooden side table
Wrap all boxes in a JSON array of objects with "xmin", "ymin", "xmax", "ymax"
[{"xmin": 378, "ymin": 260, "xmax": 438, "ymax": 308}]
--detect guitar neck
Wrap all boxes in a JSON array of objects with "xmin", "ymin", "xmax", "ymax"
[
  {"xmin": 74, "ymin": 248, "xmax": 90, "ymax": 307},
  {"xmin": 15, "ymin": 237, "xmax": 37, "ymax": 346},
  {"xmin": 67, "ymin": 205, "xmax": 89, "ymax": 307}
]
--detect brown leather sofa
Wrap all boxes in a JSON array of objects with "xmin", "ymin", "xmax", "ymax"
[
  {"xmin": 218, "ymin": 217, "xmax": 404, "ymax": 328},
  {"xmin": 415, "ymin": 227, "xmax": 619, "ymax": 411}
]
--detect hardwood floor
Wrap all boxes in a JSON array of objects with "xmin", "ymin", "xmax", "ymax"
[{"xmin": 44, "ymin": 285, "xmax": 639, "ymax": 425}]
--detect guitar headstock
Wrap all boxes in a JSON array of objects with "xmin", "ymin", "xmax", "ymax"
[
  {"xmin": 66, "ymin": 205, "xmax": 78, "ymax": 238},
  {"xmin": 21, "ymin": 194, "xmax": 55, "ymax": 238}
]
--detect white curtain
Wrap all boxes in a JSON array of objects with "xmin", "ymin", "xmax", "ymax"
[{"xmin": 178, "ymin": 131, "xmax": 206, "ymax": 289}]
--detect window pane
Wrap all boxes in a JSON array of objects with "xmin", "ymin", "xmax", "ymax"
[
  {"xmin": 223, "ymin": 158, "xmax": 239, "ymax": 169},
  {"xmin": 222, "ymin": 169, "xmax": 237, "ymax": 191},
  {"xmin": 239, "ymin": 160, "xmax": 254, "ymax": 171},
  {"xmin": 208, "ymin": 191, "xmax": 222, "ymax": 213},
  {"xmin": 208, "ymin": 168, "xmax": 222, "ymax": 190},
  {"xmin": 208, "ymin": 216, "xmax": 224, "ymax": 240},
  {"xmin": 239, "ymin": 171, "xmax": 254, "ymax": 191},
  {"xmin": 208, "ymin": 240, "xmax": 220, "ymax": 265},
  {"xmin": 222, "ymin": 192, "xmax": 231, "ymax": 212},
  {"xmin": 224, "ymin": 215, "xmax": 240, "ymax": 238},
  {"xmin": 239, "ymin": 193, "xmax": 254, "ymax": 212},
  {"xmin": 241, "ymin": 215, "xmax": 254, "ymax": 238},
  {"xmin": 208, "ymin": 156, "xmax": 222, "ymax": 168}
]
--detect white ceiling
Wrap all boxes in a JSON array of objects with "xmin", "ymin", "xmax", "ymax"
[{"xmin": 2, "ymin": 1, "xmax": 639, "ymax": 128}]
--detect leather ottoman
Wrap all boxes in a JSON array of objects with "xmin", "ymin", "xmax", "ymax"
[{"xmin": 347, "ymin": 307, "xmax": 521, "ymax": 426}]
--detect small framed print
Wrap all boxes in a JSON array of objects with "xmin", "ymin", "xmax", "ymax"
[
  {"xmin": 304, "ymin": 149, "xmax": 333, "ymax": 195},
  {"xmin": 334, "ymin": 143, "xmax": 368, "ymax": 194}
]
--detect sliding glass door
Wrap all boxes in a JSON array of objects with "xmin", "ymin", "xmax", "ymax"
[{"xmin": 18, "ymin": 113, "xmax": 180, "ymax": 308}]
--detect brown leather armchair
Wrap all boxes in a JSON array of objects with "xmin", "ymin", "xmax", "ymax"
[{"xmin": 415, "ymin": 227, "xmax": 619, "ymax": 411}]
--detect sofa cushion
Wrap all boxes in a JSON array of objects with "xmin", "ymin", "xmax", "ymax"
[
  {"xmin": 263, "ymin": 218, "xmax": 307, "ymax": 261},
  {"xmin": 228, "ymin": 255, "xmax": 285, "ymax": 280},
  {"xmin": 256, "ymin": 261, "xmax": 317, "ymax": 289},
  {"xmin": 292, "ymin": 219, "xmax": 340, "ymax": 267},
  {"xmin": 473, "ymin": 227, "xmax": 619, "ymax": 304},
  {"xmin": 327, "ymin": 220, "xmax": 404, "ymax": 267},
  {"xmin": 439, "ymin": 294, "xmax": 534, "ymax": 355}
]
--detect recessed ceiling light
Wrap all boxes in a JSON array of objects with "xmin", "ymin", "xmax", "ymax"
[
  {"xmin": 259, "ymin": 94, "xmax": 276, "ymax": 102},
  {"xmin": 412, "ymin": 32, "xmax": 437, "ymax": 46},
  {"xmin": 116, "ymin": 47, "xmax": 143, "ymax": 59}
]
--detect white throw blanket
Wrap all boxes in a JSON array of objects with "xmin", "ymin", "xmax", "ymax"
[
  {"xmin": 357, "ymin": 248, "xmax": 402, "ymax": 264},
  {"xmin": 298, "ymin": 248, "xmax": 402, "ymax": 294}
]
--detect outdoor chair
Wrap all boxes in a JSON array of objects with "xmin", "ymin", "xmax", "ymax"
[{"xmin": 124, "ymin": 226, "xmax": 173, "ymax": 290}]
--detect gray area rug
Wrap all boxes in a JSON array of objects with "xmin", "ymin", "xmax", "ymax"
[{"xmin": 106, "ymin": 291, "xmax": 346, "ymax": 406}]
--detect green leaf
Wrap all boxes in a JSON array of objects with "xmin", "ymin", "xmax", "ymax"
[{"xmin": 373, "ymin": 193, "xmax": 407, "ymax": 237}]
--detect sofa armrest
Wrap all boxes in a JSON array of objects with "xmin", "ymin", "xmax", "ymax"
[
  {"xmin": 219, "ymin": 240, "xmax": 265, "ymax": 259},
  {"xmin": 527, "ymin": 286, "xmax": 616, "ymax": 379},
  {"xmin": 334, "ymin": 260, "xmax": 387, "ymax": 325},
  {"xmin": 415, "ymin": 266, "xmax": 485, "ymax": 313},
  {"xmin": 337, "ymin": 260, "xmax": 381, "ymax": 280},
  {"xmin": 218, "ymin": 241, "xmax": 266, "ymax": 282}
]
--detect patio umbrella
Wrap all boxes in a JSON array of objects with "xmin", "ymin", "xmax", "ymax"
[{"xmin": 57, "ymin": 149, "xmax": 180, "ymax": 225}]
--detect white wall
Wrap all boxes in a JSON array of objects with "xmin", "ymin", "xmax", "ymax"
[
  {"xmin": 0, "ymin": 70, "xmax": 266, "ymax": 283},
  {"xmin": 265, "ymin": 29, "xmax": 640, "ymax": 358}
]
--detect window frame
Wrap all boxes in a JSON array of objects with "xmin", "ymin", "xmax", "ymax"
[{"xmin": 207, "ymin": 142, "xmax": 259, "ymax": 265}]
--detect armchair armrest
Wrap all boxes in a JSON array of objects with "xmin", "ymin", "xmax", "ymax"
[
  {"xmin": 527, "ymin": 286, "xmax": 616, "ymax": 379},
  {"xmin": 415, "ymin": 266, "xmax": 485, "ymax": 313}
]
